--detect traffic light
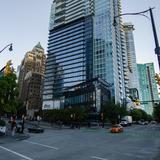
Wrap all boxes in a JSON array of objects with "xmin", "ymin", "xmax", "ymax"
[
  {"xmin": 134, "ymin": 99, "xmax": 141, "ymax": 106},
  {"xmin": 155, "ymin": 73, "xmax": 160, "ymax": 86},
  {"xmin": 4, "ymin": 60, "xmax": 12, "ymax": 76}
]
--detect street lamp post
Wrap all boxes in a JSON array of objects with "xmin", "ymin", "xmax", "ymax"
[
  {"xmin": 0, "ymin": 43, "xmax": 13, "ymax": 54},
  {"xmin": 0, "ymin": 43, "xmax": 13, "ymax": 77},
  {"xmin": 114, "ymin": 7, "xmax": 160, "ymax": 70}
]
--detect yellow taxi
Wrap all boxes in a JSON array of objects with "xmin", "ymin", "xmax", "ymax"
[{"xmin": 110, "ymin": 124, "xmax": 123, "ymax": 133}]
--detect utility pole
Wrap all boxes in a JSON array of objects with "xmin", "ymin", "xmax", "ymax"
[
  {"xmin": 114, "ymin": 7, "xmax": 160, "ymax": 70},
  {"xmin": 149, "ymin": 8, "xmax": 160, "ymax": 69}
]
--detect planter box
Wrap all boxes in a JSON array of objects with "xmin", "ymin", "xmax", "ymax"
[{"xmin": 0, "ymin": 126, "xmax": 6, "ymax": 135}]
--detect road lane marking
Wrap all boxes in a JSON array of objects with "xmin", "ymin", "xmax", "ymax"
[
  {"xmin": 24, "ymin": 140, "xmax": 59, "ymax": 150},
  {"xmin": 0, "ymin": 146, "xmax": 33, "ymax": 160},
  {"xmin": 91, "ymin": 156, "xmax": 108, "ymax": 160}
]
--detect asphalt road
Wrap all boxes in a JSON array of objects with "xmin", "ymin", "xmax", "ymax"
[{"xmin": 0, "ymin": 124, "xmax": 160, "ymax": 160}]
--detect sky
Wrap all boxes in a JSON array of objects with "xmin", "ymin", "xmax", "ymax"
[{"xmin": 0, "ymin": 0, "xmax": 160, "ymax": 73}]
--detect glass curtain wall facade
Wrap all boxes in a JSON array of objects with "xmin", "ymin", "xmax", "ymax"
[
  {"xmin": 123, "ymin": 23, "xmax": 141, "ymax": 100},
  {"xmin": 43, "ymin": 0, "xmax": 94, "ymax": 109},
  {"xmin": 43, "ymin": 0, "xmax": 128, "ymax": 109},
  {"xmin": 137, "ymin": 63, "xmax": 159, "ymax": 115},
  {"xmin": 93, "ymin": 0, "xmax": 128, "ymax": 103}
]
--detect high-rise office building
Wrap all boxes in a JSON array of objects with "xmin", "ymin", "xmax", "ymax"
[
  {"xmin": 43, "ymin": 0, "xmax": 129, "ymax": 110},
  {"xmin": 18, "ymin": 43, "xmax": 46, "ymax": 117},
  {"xmin": 123, "ymin": 23, "xmax": 141, "ymax": 100},
  {"xmin": 137, "ymin": 63, "xmax": 159, "ymax": 115}
]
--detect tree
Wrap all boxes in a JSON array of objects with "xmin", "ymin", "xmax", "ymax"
[
  {"xmin": 147, "ymin": 114, "xmax": 153, "ymax": 122},
  {"xmin": 153, "ymin": 103, "xmax": 160, "ymax": 122},
  {"xmin": 101, "ymin": 100, "xmax": 128, "ymax": 124},
  {"xmin": 130, "ymin": 108, "xmax": 152, "ymax": 121},
  {"xmin": 42, "ymin": 106, "xmax": 88, "ymax": 126},
  {"xmin": 0, "ymin": 71, "xmax": 21, "ymax": 116},
  {"xmin": 130, "ymin": 109, "xmax": 142, "ymax": 121},
  {"xmin": 140, "ymin": 109, "xmax": 148, "ymax": 121}
]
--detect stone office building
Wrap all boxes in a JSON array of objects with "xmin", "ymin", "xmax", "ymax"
[{"xmin": 18, "ymin": 43, "xmax": 46, "ymax": 117}]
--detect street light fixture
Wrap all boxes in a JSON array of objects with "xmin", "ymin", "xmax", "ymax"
[
  {"xmin": 0, "ymin": 43, "xmax": 13, "ymax": 77},
  {"xmin": 113, "ymin": 7, "xmax": 160, "ymax": 70},
  {"xmin": 0, "ymin": 43, "xmax": 13, "ymax": 54}
]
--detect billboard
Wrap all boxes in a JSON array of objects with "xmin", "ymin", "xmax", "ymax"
[
  {"xmin": 42, "ymin": 100, "xmax": 60, "ymax": 110},
  {"xmin": 42, "ymin": 101, "xmax": 54, "ymax": 110}
]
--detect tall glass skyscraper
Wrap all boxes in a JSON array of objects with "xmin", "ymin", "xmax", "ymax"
[
  {"xmin": 43, "ymin": 0, "xmax": 129, "ymax": 109},
  {"xmin": 123, "ymin": 23, "xmax": 141, "ymax": 100},
  {"xmin": 137, "ymin": 63, "xmax": 159, "ymax": 115}
]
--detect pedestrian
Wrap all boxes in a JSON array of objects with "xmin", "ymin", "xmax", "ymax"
[
  {"xmin": 100, "ymin": 112, "xmax": 104, "ymax": 128},
  {"xmin": 11, "ymin": 116, "xmax": 16, "ymax": 136},
  {"xmin": 70, "ymin": 114, "xmax": 74, "ymax": 129},
  {"xmin": 77, "ymin": 116, "xmax": 81, "ymax": 129},
  {"xmin": 37, "ymin": 115, "xmax": 41, "ymax": 126},
  {"xmin": 21, "ymin": 114, "xmax": 25, "ymax": 133}
]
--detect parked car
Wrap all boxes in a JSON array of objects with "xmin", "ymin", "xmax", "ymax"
[
  {"xmin": 0, "ymin": 126, "xmax": 6, "ymax": 136},
  {"xmin": 143, "ymin": 121, "xmax": 149, "ymax": 125},
  {"xmin": 149, "ymin": 121, "xmax": 157, "ymax": 125},
  {"xmin": 28, "ymin": 125, "xmax": 44, "ymax": 133},
  {"xmin": 16, "ymin": 122, "xmax": 23, "ymax": 133},
  {"xmin": 121, "ymin": 116, "xmax": 132, "ymax": 126},
  {"xmin": 110, "ymin": 124, "xmax": 123, "ymax": 133},
  {"xmin": 0, "ymin": 119, "xmax": 6, "ymax": 136},
  {"xmin": 137, "ymin": 120, "xmax": 149, "ymax": 125},
  {"xmin": 120, "ymin": 120, "xmax": 128, "ymax": 127}
]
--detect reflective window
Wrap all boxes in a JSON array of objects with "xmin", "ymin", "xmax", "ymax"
[
  {"xmin": 48, "ymin": 45, "xmax": 84, "ymax": 55},
  {"xmin": 48, "ymin": 49, "xmax": 84, "ymax": 59},
  {"xmin": 57, "ymin": 57, "xmax": 84, "ymax": 66},
  {"xmin": 43, "ymin": 86, "xmax": 53, "ymax": 90},
  {"xmin": 48, "ymin": 33, "xmax": 84, "ymax": 47},
  {"xmin": 62, "ymin": 67, "xmax": 84, "ymax": 74},
  {"xmin": 49, "ymin": 22, "xmax": 84, "ymax": 38},
  {"xmin": 43, "ymin": 81, "xmax": 53, "ymax": 85},
  {"xmin": 43, "ymin": 90, "xmax": 53, "ymax": 94},
  {"xmin": 56, "ymin": 53, "xmax": 84, "ymax": 63},
  {"xmin": 49, "ymin": 27, "xmax": 84, "ymax": 41},
  {"xmin": 50, "ymin": 36, "xmax": 84, "ymax": 47},
  {"xmin": 48, "ymin": 61, "xmax": 85, "ymax": 71},
  {"xmin": 49, "ymin": 37, "xmax": 84, "ymax": 49},
  {"xmin": 49, "ymin": 41, "xmax": 84, "ymax": 52}
]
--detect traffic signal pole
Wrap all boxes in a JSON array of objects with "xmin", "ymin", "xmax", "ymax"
[
  {"xmin": 114, "ymin": 8, "xmax": 160, "ymax": 71},
  {"xmin": 149, "ymin": 8, "xmax": 160, "ymax": 70}
]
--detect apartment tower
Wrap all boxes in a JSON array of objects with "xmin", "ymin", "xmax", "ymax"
[
  {"xmin": 123, "ymin": 22, "xmax": 141, "ymax": 100},
  {"xmin": 137, "ymin": 63, "xmax": 159, "ymax": 114},
  {"xmin": 43, "ymin": 0, "xmax": 129, "ymax": 110}
]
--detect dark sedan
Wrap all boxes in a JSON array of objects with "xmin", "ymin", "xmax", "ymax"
[{"xmin": 28, "ymin": 125, "xmax": 44, "ymax": 133}]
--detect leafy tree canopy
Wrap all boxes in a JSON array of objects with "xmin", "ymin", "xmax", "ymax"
[
  {"xmin": 153, "ymin": 103, "xmax": 160, "ymax": 122},
  {"xmin": 0, "ymin": 71, "xmax": 21, "ymax": 115},
  {"xmin": 101, "ymin": 100, "xmax": 128, "ymax": 124},
  {"xmin": 130, "ymin": 108, "xmax": 150, "ymax": 121}
]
